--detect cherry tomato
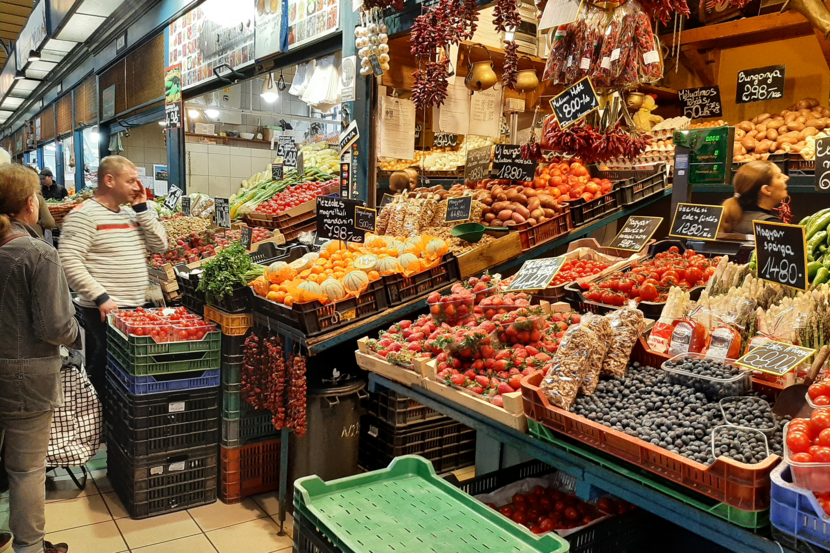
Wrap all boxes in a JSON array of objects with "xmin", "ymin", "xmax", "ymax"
[
  {"xmin": 787, "ymin": 431, "xmax": 812, "ymax": 453},
  {"xmin": 810, "ymin": 383, "xmax": 830, "ymax": 400},
  {"xmin": 792, "ymin": 452, "xmax": 815, "ymax": 463}
]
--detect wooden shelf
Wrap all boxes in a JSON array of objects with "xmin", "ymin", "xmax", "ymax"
[
  {"xmin": 639, "ymin": 84, "xmax": 679, "ymax": 103},
  {"xmin": 185, "ymin": 133, "xmax": 272, "ymax": 145}
]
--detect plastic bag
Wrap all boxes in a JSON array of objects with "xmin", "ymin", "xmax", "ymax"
[
  {"xmin": 601, "ymin": 306, "xmax": 644, "ymax": 378},
  {"xmin": 580, "ymin": 314, "xmax": 612, "ymax": 395},
  {"xmin": 541, "ymin": 323, "xmax": 599, "ymax": 410}
]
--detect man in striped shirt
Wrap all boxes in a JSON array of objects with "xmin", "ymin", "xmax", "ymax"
[{"xmin": 59, "ymin": 156, "xmax": 168, "ymax": 393}]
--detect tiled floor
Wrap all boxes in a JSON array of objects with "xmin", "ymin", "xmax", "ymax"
[{"xmin": 0, "ymin": 447, "xmax": 294, "ymax": 553}]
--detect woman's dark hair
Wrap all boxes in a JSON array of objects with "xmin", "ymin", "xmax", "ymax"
[{"xmin": 721, "ymin": 160, "xmax": 777, "ymax": 233}]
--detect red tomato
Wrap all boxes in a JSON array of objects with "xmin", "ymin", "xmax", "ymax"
[
  {"xmin": 810, "ymin": 383, "xmax": 830, "ymax": 400},
  {"xmin": 539, "ymin": 518, "xmax": 555, "ymax": 532},
  {"xmin": 816, "ymin": 447, "xmax": 830, "ymax": 463},
  {"xmin": 512, "ymin": 511, "xmax": 528, "ymax": 525},
  {"xmin": 499, "ymin": 506, "xmax": 514, "ymax": 518},
  {"xmin": 787, "ymin": 431, "xmax": 812, "ymax": 454},
  {"xmin": 816, "ymin": 396, "xmax": 830, "ymax": 406},
  {"xmin": 639, "ymin": 283, "xmax": 659, "ymax": 302},
  {"xmin": 812, "ymin": 409, "xmax": 830, "ymax": 434},
  {"xmin": 792, "ymin": 452, "xmax": 815, "ymax": 463}
]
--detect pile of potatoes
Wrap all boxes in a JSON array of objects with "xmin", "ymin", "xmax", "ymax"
[
  {"xmin": 478, "ymin": 184, "xmax": 567, "ymax": 227},
  {"xmin": 734, "ymin": 97, "xmax": 830, "ymax": 161}
]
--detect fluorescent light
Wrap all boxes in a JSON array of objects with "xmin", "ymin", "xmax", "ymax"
[
  {"xmin": 28, "ymin": 50, "xmax": 41, "ymax": 62},
  {"xmin": 14, "ymin": 70, "xmax": 25, "ymax": 80},
  {"xmin": 188, "ymin": 109, "xmax": 200, "ymax": 119},
  {"xmin": 44, "ymin": 144, "xmax": 56, "ymax": 150},
  {"xmin": 91, "ymin": 132, "xmax": 100, "ymax": 142},
  {"xmin": 57, "ymin": 14, "xmax": 106, "ymax": 42},
  {"xmin": 261, "ymin": 74, "xmax": 277, "ymax": 103},
  {"xmin": 205, "ymin": 109, "xmax": 220, "ymax": 119},
  {"xmin": 158, "ymin": 120, "xmax": 166, "ymax": 126}
]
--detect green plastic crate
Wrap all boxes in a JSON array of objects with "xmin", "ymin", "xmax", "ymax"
[
  {"xmin": 294, "ymin": 455, "xmax": 570, "ymax": 553},
  {"xmin": 526, "ymin": 420, "xmax": 770, "ymax": 530},
  {"xmin": 222, "ymin": 382, "xmax": 262, "ymax": 420},
  {"xmin": 107, "ymin": 338, "xmax": 221, "ymax": 376},
  {"xmin": 107, "ymin": 322, "xmax": 221, "ymax": 356},
  {"xmin": 222, "ymin": 361, "xmax": 242, "ymax": 386}
]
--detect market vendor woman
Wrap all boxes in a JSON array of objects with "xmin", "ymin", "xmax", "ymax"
[{"xmin": 721, "ymin": 160, "xmax": 790, "ymax": 234}]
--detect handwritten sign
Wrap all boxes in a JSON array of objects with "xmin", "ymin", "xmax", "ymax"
[
  {"xmin": 669, "ymin": 203, "xmax": 724, "ymax": 241},
  {"xmin": 736, "ymin": 65, "xmax": 785, "ymax": 104},
  {"xmin": 369, "ymin": 54, "xmax": 384, "ymax": 76},
  {"xmin": 754, "ymin": 221, "xmax": 808, "ymax": 291},
  {"xmin": 316, "ymin": 196, "xmax": 365, "ymax": 243},
  {"xmin": 816, "ymin": 137, "xmax": 830, "ymax": 191},
  {"xmin": 464, "ymin": 145, "xmax": 492, "ymax": 183},
  {"xmin": 181, "ymin": 196, "xmax": 191, "ymax": 216},
  {"xmin": 283, "ymin": 143, "xmax": 298, "ymax": 168},
  {"xmin": 736, "ymin": 339, "xmax": 815, "ymax": 376},
  {"xmin": 277, "ymin": 136, "xmax": 293, "ymax": 157},
  {"xmin": 214, "ymin": 198, "xmax": 230, "ymax": 229},
  {"xmin": 679, "ymin": 86, "xmax": 723, "ymax": 119},
  {"xmin": 493, "ymin": 145, "xmax": 537, "ymax": 182},
  {"xmin": 164, "ymin": 185, "xmax": 183, "ymax": 212},
  {"xmin": 380, "ymin": 193, "xmax": 395, "ymax": 208},
  {"xmin": 432, "ymin": 133, "xmax": 458, "ymax": 148},
  {"xmin": 445, "ymin": 196, "xmax": 473, "ymax": 222},
  {"xmin": 272, "ymin": 163, "xmax": 284, "ymax": 181},
  {"xmin": 608, "ymin": 216, "xmax": 663, "ymax": 252},
  {"xmin": 240, "ymin": 226, "xmax": 253, "ymax": 250},
  {"xmin": 550, "ymin": 77, "xmax": 599, "ymax": 129},
  {"xmin": 354, "ymin": 206, "xmax": 377, "ymax": 232},
  {"xmin": 506, "ymin": 257, "xmax": 566, "ymax": 291}
]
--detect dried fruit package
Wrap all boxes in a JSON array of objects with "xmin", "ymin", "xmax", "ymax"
[
  {"xmin": 541, "ymin": 323, "xmax": 599, "ymax": 409},
  {"xmin": 632, "ymin": 10, "xmax": 663, "ymax": 83},
  {"xmin": 542, "ymin": 25, "xmax": 571, "ymax": 83},
  {"xmin": 573, "ymin": 7, "xmax": 607, "ymax": 82},
  {"xmin": 601, "ymin": 306, "xmax": 644, "ymax": 378},
  {"xmin": 579, "ymin": 314, "xmax": 612, "ymax": 395},
  {"xmin": 377, "ymin": 199, "xmax": 395, "ymax": 235}
]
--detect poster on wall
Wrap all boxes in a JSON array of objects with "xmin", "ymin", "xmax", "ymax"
[
  {"xmin": 168, "ymin": 0, "xmax": 256, "ymax": 90},
  {"xmin": 255, "ymin": 0, "xmax": 283, "ymax": 59},
  {"xmin": 154, "ymin": 165, "xmax": 169, "ymax": 196},
  {"xmin": 164, "ymin": 65, "xmax": 183, "ymax": 130},
  {"xmin": 287, "ymin": 0, "xmax": 340, "ymax": 50}
]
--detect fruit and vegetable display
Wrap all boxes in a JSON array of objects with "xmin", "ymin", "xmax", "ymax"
[
  {"xmin": 111, "ymin": 306, "xmax": 216, "ymax": 344},
  {"xmin": 230, "ymin": 166, "xmax": 337, "ymax": 219},
  {"xmin": 733, "ymin": 97, "xmax": 830, "ymax": 161},
  {"xmin": 785, "ymin": 409, "xmax": 830, "ymax": 465},
  {"xmin": 252, "ymin": 180, "xmax": 338, "ymax": 216},
  {"xmin": 161, "ymin": 215, "xmax": 211, "ymax": 241},
  {"xmin": 550, "ymin": 257, "xmax": 610, "ymax": 287},
  {"xmin": 197, "ymin": 242, "xmax": 266, "ymax": 304},
  {"xmin": 147, "ymin": 227, "xmax": 274, "ymax": 267}
]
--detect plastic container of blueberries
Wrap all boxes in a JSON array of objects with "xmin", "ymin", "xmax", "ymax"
[{"xmin": 660, "ymin": 352, "xmax": 751, "ymax": 401}]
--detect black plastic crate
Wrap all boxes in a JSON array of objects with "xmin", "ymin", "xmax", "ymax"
[
  {"xmin": 208, "ymin": 286, "xmax": 252, "ymax": 313},
  {"xmin": 221, "ymin": 410, "xmax": 279, "ymax": 448},
  {"xmin": 222, "ymin": 331, "xmax": 251, "ymax": 365},
  {"xmin": 105, "ymin": 376, "xmax": 220, "ymax": 457},
  {"xmin": 568, "ymin": 188, "xmax": 623, "ymax": 227},
  {"xmin": 364, "ymin": 389, "xmax": 445, "ymax": 427},
  {"xmin": 181, "ymin": 293, "xmax": 206, "ymax": 317},
  {"xmin": 252, "ymin": 278, "xmax": 388, "ymax": 337},
  {"xmin": 444, "ymin": 459, "xmax": 553, "ymax": 492},
  {"xmin": 107, "ymin": 440, "xmax": 217, "ymax": 519},
  {"xmin": 250, "ymin": 243, "xmax": 310, "ymax": 264},
  {"xmin": 358, "ymin": 415, "xmax": 476, "ymax": 474},
  {"xmin": 733, "ymin": 152, "xmax": 788, "ymax": 176},
  {"xmin": 294, "ymin": 507, "xmax": 341, "ymax": 553},
  {"xmin": 383, "ymin": 253, "xmax": 460, "ymax": 306},
  {"xmin": 789, "ymin": 153, "xmax": 815, "ymax": 175},
  {"xmin": 616, "ymin": 169, "xmax": 668, "ymax": 206}
]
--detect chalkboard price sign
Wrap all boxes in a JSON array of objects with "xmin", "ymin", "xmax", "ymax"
[
  {"xmin": 816, "ymin": 137, "xmax": 830, "ymax": 192},
  {"xmin": 505, "ymin": 257, "xmax": 566, "ymax": 291},
  {"xmin": 272, "ymin": 163, "xmax": 284, "ymax": 181},
  {"xmin": 432, "ymin": 133, "xmax": 459, "ymax": 148},
  {"xmin": 277, "ymin": 136, "xmax": 293, "ymax": 157},
  {"xmin": 736, "ymin": 339, "xmax": 815, "ymax": 376},
  {"xmin": 464, "ymin": 145, "xmax": 492, "ymax": 183},
  {"xmin": 164, "ymin": 185, "xmax": 183, "ymax": 212},
  {"xmin": 240, "ymin": 226, "xmax": 253, "ymax": 250},
  {"xmin": 214, "ymin": 198, "xmax": 230, "ymax": 229},
  {"xmin": 354, "ymin": 206, "xmax": 377, "ymax": 232},
  {"xmin": 493, "ymin": 145, "xmax": 537, "ymax": 182},
  {"xmin": 669, "ymin": 203, "xmax": 724, "ymax": 241},
  {"xmin": 445, "ymin": 196, "xmax": 473, "ymax": 222},
  {"xmin": 380, "ymin": 193, "xmax": 395, "ymax": 208},
  {"xmin": 181, "ymin": 196, "xmax": 191, "ymax": 216},
  {"xmin": 283, "ymin": 143, "xmax": 298, "ymax": 168},
  {"xmin": 754, "ymin": 221, "xmax": 808, "ymax": 291},
  {"xmin": 550, "ymin": 77, "xmax": 600, "ymax": 129},
  {"xmin": 736, "ymin": 65, "xmax": 785, "ymax": 104},
  {"xmin": 316, "ymin": 196, "xmax": 365, "ymax": 243},
  {"xmin": 608, "ymin": 216, "xmax": 663, "ymax": 252},
  {"xmin": 678, "ymin": 86, "xmax": 723, "ymax": 119}
]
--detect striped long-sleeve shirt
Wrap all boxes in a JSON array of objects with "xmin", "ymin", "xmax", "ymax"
[{"xmin": 59, "ymin": 199, "xmax": 168, "ymax": 308}]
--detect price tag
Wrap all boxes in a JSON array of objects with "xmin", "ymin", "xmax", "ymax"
[
  {"xmin": 669, "ymin": 203, "xmax": 724, "ymax": 241},
  {"xmin": 168, "ymin": 461, "xmax": 186, "ymax": 472},
  {"xmin": 272, "ymin": 163, "xmax": 284, "ymax": 181},
  {"xmin": 464, "ymin": 145, "xmax": 492, "ymax": 183},
  {"xmin": 754, "ymin": 221, "xmax": 808, "ymax": 291},
  {"xmin": 736, "ymin": 339, "xmax": 815, "ymax": 376},
  {"xmin": 549, "ymin": 77, "xmax": 600, "ymax": 129},
  {"xmin": 380, "ymin": 193, "xmax": 395, "ymax": 207},
  {"xmin": 505, "ymin": 258, "xmax": 566, "ymax": 291},
  {"xmin": 181, "ymin": 196, "xmax": 191, "ymax": 216},
  {"xmin": 316, "ymin": 196, "xmax": 366, "ymax": 243},
  {"xmin": 214, "ymin": 198, "xmax": 230, "ymax": 229},
  {"xmin": 445, "ymin": 196, "xmax": 473, "ymax": 222},
  {"xmin": 240, "ymin": 226, "xmax": 253, "ymax": 250},
  {"xmin": 283, "ymin": 144, "xmax": 298, "ymax": 168},
  {"xmin": 277, "ymin": 136, "xmax": 293, "ymax": 157},
  {"xmin": 608, "ymin": 216, "xmax": 663, "ymax": 252},
  {"xmin": 678, "ymin": 86, "xmax": 723, "ymax": 120},
  {"xmin": 736, "ymin": 65, "xmax": 785, "ymax": 104},
  {"xmin": 369, "ymin": 55, "xmax": 384, "ymax": 76},
  {"xmin": 816, "ymin": 137, "xmax": 830, "ymax": 192},
  {"xmin": 432, "ymin": 133, "xmax": 459, "ymax": 148},
  {"xmin": 163, "ymin": 185, "xmax": 183, "ymax": 212},
  {"xmin": 354, "ymin": 206, "xmax": 377, "ymax": 232},
  {"xmin": 493, "ymin": 145, "xmax": 537, "ymax": 182},
  {"xmin": 168, "ymin": 401, "xmax": 185, "ymax": 413}
]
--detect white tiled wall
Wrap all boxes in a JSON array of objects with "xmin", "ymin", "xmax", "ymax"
[
  {"xmin": 186, "ymin": 142, "xmax": 275, "ymax": 198},
  {"xmin": 118, "ymin": 124, "xmax": 168, "ymax": 178}
]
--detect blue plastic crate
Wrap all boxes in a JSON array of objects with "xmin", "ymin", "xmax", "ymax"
[
  {"xmin": 106, "ymin": 355, "xmax": 220, "ymax": 395},
  {"xmin": 771, "ymin": 462, "xmax": 830, "ymax": 550}
]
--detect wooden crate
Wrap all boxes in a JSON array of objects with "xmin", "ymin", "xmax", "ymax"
[
  {"xmin": 456, "ymin": 232, "xmax": 522, "ymax": 278},
  {"xmin": 355, "ymin": 338, "xmax": 427, "ymax": 387}
]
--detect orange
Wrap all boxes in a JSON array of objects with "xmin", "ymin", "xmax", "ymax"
[
  {"xmin": 368, "ymin": 270, "xmax": 380, "ymax": 281},
  {"xmin": 274, "ymin": 291, "xmax": 286, "ymax": 303},
  {"xmin": 284, "ymin": 294, "xmax": 294, "ymax": 307},
  {"xmin": 269, "ymin": 284, "xmax": 280, "ymax": 293},
  {"xmin": 311, "ymin": 265, "xmax": 324, "ymax": 275},
  {"xmin": 266, "ymin": 291, "xmax": 279, "ymax": 301}
]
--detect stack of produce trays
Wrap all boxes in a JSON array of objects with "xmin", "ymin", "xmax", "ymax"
[{"xmin": 105, "ymin": 307, "xmax": 222, "ymax": 518}]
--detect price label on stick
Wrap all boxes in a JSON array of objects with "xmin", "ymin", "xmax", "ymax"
[
  {"xmin": 316, "ymin": 196, "xmax": 366, "ymax": 243},
  {"xmin": 549, "ymin": 77, "xmax": 600, "ymax": 129},
  {"xmin": 608, "ymin": 216, "xmax": 663, "ymax": 252},
  {"xmin": 736, "ymin": 65, "xmax": 785, "ymax": 104},
  {"xmin": 354, "ymin": 206, "xmax": 377, "ymax": 232},
  {"xmin": 754, "ymin": 221, "xmax": 808, "ymax": 291},
  {"xmin": 506, "ymin": 258, "xmax": 566, "ymax": 291},
  {"xmin": 272, "ymin": 163, "xmax": 284, "ymax": 181},
  {"xmin": 432, "ymin": 133, "xmax": 459, "ymax": 148},
  {"xmin": 240, "ymin": 226, "xmax": 253, "ymax": 250},
  {"xmin": 669, "ymin": 203, "xmax": 724, "ymax": 241},
  {"xmin": 445, "ymin": 196, "xmax": 473, "ymax": 222},
  {"xmin": 736, "ymin": 339, "xmax": 815, "ymax": 376},
  {"xmin": 181, "ymin": 196, "xmax": 191, "ymax": 216},
  {"xmin": 214, "ymin": 198, "xmax": 230, "ymax": 229},
  {"xmin": 464, "ymin": 145, "xmax": 492, "ymax": 183},
  {"xmin": 493, "ymin": 145, "xmax": 537, "ymax": 182},
  {"xmin": 678, "ymin": 86, "xmax": 723, "ymax": 120},
  {"xmin": 283, "ymin": 144, "xmax": 298, "ymax": 168},
  {"xmin": 164, "ymin": 185, "xmax": 183, "ymax": 212},
  {"xmin": 816, "ymin": 137, "xmax": 830, "ymax": 191}
]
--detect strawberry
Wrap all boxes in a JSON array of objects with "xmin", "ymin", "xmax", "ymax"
[
  {"xmin": 508, "ymin": 376, "xmax": 522, "ymax": 390},
  {"xmin": 475, "ymin": 375, "xmax": 490, "ymax": 388},
  {"xmin": 492, "ymin": 395, "xmax": 504, "ymax": 407},
  {"xmin": 498, "ymin": 383, "xmax": 515, "ymax": 395},
  {"xmin": 427, "ymin": 292, "xmax": 441, "ymax": 304},
  {"xmin": 451, "ymin": 374, "xmax": 466, "ymax": 386},
  {"xmin": 470, "ymin": 386, "xmax": 484, "ymax": 394}
]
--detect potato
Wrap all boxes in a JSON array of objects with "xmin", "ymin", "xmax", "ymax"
[
  {"xmin": 484, "ymin": 213, "xmax": 496, "ymax": 222},
  {"xmin": 766, "ymin": 128, "xmax": 779, "ymax": 141},
  {"xmin": 515, "ymin": 205, "xmax": 531, "ymax": 219},
  {"xmin": 481, "ymin": 206, "xmax": 491, "ymax": 216},
  {"xmin": 797, "ymin": 100, "xmax": 811, "ymax": 110},
  {"xmin": 530, "ymin": 208, "xmax": 544, "ymax": 220},
  {"xmin": 756, "ymin": 139, "xmax": 772, "ymax": 154},
  {"xmin": 803, "ymin": 127, "xmax": 820, "ymax": 138},
  {"xmin": 504, "ymin": 220, "xmax": 517, "ymax": 227},
  {"xmin": 538, "ymin": 195, "xmax": 557, "ymax": 209},
  {"xmin": 498, "ymin": 210, "xmax": 513, "ymax": 221},
  {"xmin": 785, "ymin": 112, "xmax": 798, "ymax": 123},
  {"xmin": 495, "ymin": 192, "xmax": 507, "ymax": 202},
  {"xmin": 511, "ymin": 213, "xmax": 526, "ymax": 224},
  {"xmin": 792, "ymin": 142, "xmax": 806, "ymax": 153},
  {"xmin": 752, "ymin": 113, "xmax": 770, "ymax": 124},
  {"xmin": 747, "ymin": 130, "xmax": 759, "ymax": 139},
  {"xmin": 505, "ymin": 189, "xmax": 518, "ymax": 200},
  {"xmin": 741, "ymin": 136, "xmax": 757, "ymax": 151},
  {"xmin": 515, "ymin": 194, "xmax": 528, "ymax": 206},
  {"xmin": 738, "ymin": 121, "xmax": 754, "ymax": 132},
  {"xmin": 490, "ymin": 219, "xmax": 503, "ymax": 227},
  {"xmin": 799, "ymin": 108, "xmax": 812, "ymax": 117},
  {"xmin": 526, "ymin": 218, "xmax": 537, "ymax": 226},
  {"xmin": 542, "ymin": 208, "xmax": 556, "ymax": 217},
  {"xmin": 755, "ymin": 123, "xmax": 767, "ymax": 133},
  {"xmin": 491, "ymin": 201, "xmax": 508, "ymax": 213},
  {"xmin": 774, "ymin": 149, "xmax": 786, "ymax": 154},
  {"xmin": 766, "ymin": 119, "xmax": 785, "ymax": 130},
  {"xmin": 777, "ymin": 135, "xmax": 798, "ymax": 145},
  {"xmin": 528, "ymin": 197, "xmax": 541, "ymax": 211},
  {"xmin": 788, "ymin": 121, "xmax": 806, "ymax": 132},
  {"xmin": 796, "ymin": 115, "xmax": 808, "ymax": 124},
  {"xmin": 537, "ymin": 216, "xmax": 547, "ymax": 224},
  {"xmin": 525, "ymin": 190, "xmax": 537, "ymax": 198},
  {"xmin": 482, "ymin": 196, "xmax": 494, "ymax": 206},
  {"xmin": 735, "ymin": 129, "xmax": 746, "ymax": 140},
  {"xmin": 807, "ymin": 119, "xmax": 826, "ymax": 130},
  {"xmin": 822, "ymin": 107, "xmax": 830, "ymax": 118}
]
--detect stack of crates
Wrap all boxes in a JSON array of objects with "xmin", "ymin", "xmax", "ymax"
[
  {"xmin": 358, "ymin": 390, "xmax": 477, "ymax": 474},
  {"xmin": 205, "ymin": 304, "xmax": 281, "ymax": 504},
  {"xmin": 104, "ymin": 314, "xmax": 222, "ymax": 519}
]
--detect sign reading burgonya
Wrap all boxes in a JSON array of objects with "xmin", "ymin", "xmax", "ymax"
[{"xmin": 168, "ymin": 0, "xmax": 256, "ymax": 90}]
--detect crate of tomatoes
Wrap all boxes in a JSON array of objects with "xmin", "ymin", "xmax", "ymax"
[{"xmin": 531, "ymin": 247, "xmax": 626, "ymax": 304}]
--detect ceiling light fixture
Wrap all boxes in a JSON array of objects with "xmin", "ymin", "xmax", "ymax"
[
  {"xmin": 27, "ymin": 49, "xmax": 41, "ymax": 62},
  {"xmin": 205, "ymin": 109, "xmax": 220, "ymax": 119},
  {"xmin": 158, "ymin": 120, "xmax": 166, "ymax": 126},
  {"xmin": 260, "ymin": 73, "xmax": 277, "ymax": 103},
  {"xmin": 13, "ymin": 70, "xmax": 25, "ymax": 80},
  {"xmin": 188, "ymin": 109, "xmax": 200, "ymax": 119}
]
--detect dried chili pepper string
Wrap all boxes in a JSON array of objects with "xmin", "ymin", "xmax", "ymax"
[
  {"xmin": 503, "ymin": 41, "xmax": 519, "ymax": 90},
  {"xmin": 542, "ymin": 119, "xmax": 652, "ymax": 164}
]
